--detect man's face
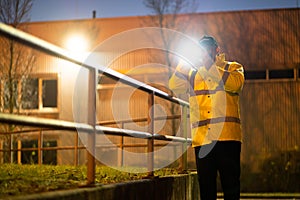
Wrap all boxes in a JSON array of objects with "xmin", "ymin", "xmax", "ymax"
[{"xmin": 200, "ymin": 45, "xmax": 217, "ymax": 67}]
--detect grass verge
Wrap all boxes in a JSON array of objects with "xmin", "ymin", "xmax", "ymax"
[{"xmin": 0, "ymin": 164, "xmax": 180, "ymax": 198}]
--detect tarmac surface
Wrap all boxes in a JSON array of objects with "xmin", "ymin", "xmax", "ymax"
[{"xmin": 216, "ymin": 193, "xmax": 300, "ymax": 200}]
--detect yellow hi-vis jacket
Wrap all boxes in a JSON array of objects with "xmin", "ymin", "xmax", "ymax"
[{"xmin": 169, "ymin": 54, "xmax": 244, "ymax": 147}]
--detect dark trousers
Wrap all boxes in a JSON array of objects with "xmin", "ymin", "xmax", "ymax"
[{"xmin": 194, "ymin": 141, "xmax": 241, "ymax": 200}]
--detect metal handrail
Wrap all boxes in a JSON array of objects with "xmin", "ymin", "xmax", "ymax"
[
  {"xmin": 0, "ymin": 22, "xmax": 191, "ymax": 184},
  {"xmin": 98, "ymin": 115, "xmax": 182, "ymax": 126},
  {"xmin": 0, "ymin": 113, "xmax": 191, "ymax": 143},
  {"xmin": 0, "ymin": 22, "xmax": 189, "ymax": 107}
]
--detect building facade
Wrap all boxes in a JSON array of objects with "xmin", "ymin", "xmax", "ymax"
[{"xmin": 0, "ymin": 8, "xmax": 299, "ymax": 173}]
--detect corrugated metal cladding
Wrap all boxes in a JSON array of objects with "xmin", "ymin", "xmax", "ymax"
[
  {"xmin": 92, "ymin": 8, "xmax": 300, "ymax": 71},
  {"xmin": 32, "ymin": 52, "xmax": 59, "ymax": 73},
  {"xmin": 188, "ymin": 9, "xmax": 300, "ymax": 70},
  {"xmin": 25, "ymin": 8, "xmax": 299, "ymax": 72},
  {"xmin": 240, "ymin": 81, "xmax": 300, "ymax": 171},
  {"xmin": 108, "ymin": 49, "xmax": 166, "ymax": 73}
]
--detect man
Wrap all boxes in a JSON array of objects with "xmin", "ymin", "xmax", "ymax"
[{"xmin": 169, "ymin": 36, "xmax": 244, "ymax": 200}]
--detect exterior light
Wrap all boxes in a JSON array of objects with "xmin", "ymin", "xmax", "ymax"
[
  {"xmin": 65, "ymin": 35, "xmax": 88, "ymax": 52},
  {"xmin": 65, "ymin": 34, "xmax": 89, "ymax": 61}
]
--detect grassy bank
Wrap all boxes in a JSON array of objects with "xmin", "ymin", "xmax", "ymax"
[{"xmin": 0, "ymin": 164, "xmax": 179, "ymax": 198}]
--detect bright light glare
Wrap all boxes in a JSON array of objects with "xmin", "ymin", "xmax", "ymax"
[
  {"xmin": 66, "ymin": 35, "xmax": 88, "ymax": 52},
  {"xmin": 175, "ymin": 36, "xmax": 203, "ymax": 67}
]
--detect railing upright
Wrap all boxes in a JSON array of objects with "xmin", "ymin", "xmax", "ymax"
[
  {"xmin": 38, "ymin": 130, "xmax": 42, "ymax": 165},
  {"xmin": 181, "ymin": 105, "xmax": 188, "ymax": 171},
  {"xmin": 87, "ymin": 68, "xmax": 97, "ymax": 185},
  {"xmin": 118, "ymin": 122, "xmax": 125, "ymax": 167},
  {"xmin": 75, "ymin": 132, "xmax": 79, "ymax": 166},
  {"xmin": 147, "ymin": 92, "xmax": 155, "ymax": 177}
]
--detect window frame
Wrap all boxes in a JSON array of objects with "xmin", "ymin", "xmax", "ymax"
[
  {"xmin": 24, "ymin": 73, "xmax": 59, "ymax": 113},
  {"xmin": 0, "ymin": 73, "xmax": 59, "ymax": 114},
  {"xmin": 245, "ymin": 68, "xmax": 298, "ymax": 83}
]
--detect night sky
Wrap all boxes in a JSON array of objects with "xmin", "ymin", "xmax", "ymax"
[{"xmin": 30, "ymin": 0, "xmax": 299, "ymax": 22}]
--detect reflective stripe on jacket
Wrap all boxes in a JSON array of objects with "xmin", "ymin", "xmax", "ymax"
[{"xmin": 169, "ymin": 54, "xmax": 244, "ymax": 147}]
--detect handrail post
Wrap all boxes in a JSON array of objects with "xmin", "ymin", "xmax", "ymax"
[
  {"xmin": 87, "ymin": 68, "xmax": 96, "ymax": 185},
  {"xmin": 75, "ymin": 132, "xmax": 78, "ymax": 166},
  {"xmin": 147, "ymin": 92, "xmax": 154, "ymax": 177},
  {"xmin": 182, "ymin": 105, "xmax": 188, "ymax": 172},
  {"xmin": 38, "ymin": 129, "xmax": 42, "ymax": 165},
  {"xmin": 17, "ymin": 140, "xmax": 21, "ymax": 164},
  {"xmin": 119, "ymin": 122, "xmax": 124, "ymax": 167}
]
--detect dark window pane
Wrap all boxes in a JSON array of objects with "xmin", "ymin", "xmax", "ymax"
[
  {"xmin": 43, "ymin": 141, "xmax": 57, "ymax": 165},
  {"xmin": 269, "ymin": 69, "xmax": 294, "ymax": 79},
  {"xmin": 13, "ymin": 140, "xmax": 57, "ymax": 164},
  {"xmin": 4, "ymin": 80, "xmax": 18, "ymax": 110},
  {"xmin": 245, "ymin": 70, "xmax": 266, "ymax": 80},
  {"xmin": 21, "ymin": 140, "xmax": 38, "ymax": 164},
  {"xmin": 42, "ymin": 79, "xmax": 57, "ymax": 108},
  {"xmin": 21, "ymin": 78, "xmax": 38, "ymax": 109}
]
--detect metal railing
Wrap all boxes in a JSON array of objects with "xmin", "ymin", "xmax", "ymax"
[
  {"xmin": 0, "ymin": 115, "xmax": 184, "ymax": 167},
  {"xmin": 0, "ymin": 22, "xmax": 191, "ymax": 185}
]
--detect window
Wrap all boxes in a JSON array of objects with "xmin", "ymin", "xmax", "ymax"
[
  {"xmin": 245, "ymin": 68, "xmax": 297, "ymax": 81},
  {"xmin": 1, "ymin": 74, "xmax": 59, "ymax": 112},
  {"xmin": 245, "ymin": 70, "xmax": 266, "ymax": 80},
  {"xmin": 13, "ymin": 140, "xmax": 57, "ymax": 165},
  {"xmin": 21, "ymin": 77, "xmax": 58, "ymax": 110},
  {"xmin": 269, "ymin": 69, "xmax": 294, "ymax": 79},
  {"xmin": 21, "ymin": 78, "xmax": 39, "ymax": 109},
  {"xmin": 42, "ymin": 140, "xmax": 57, "ymax": 165},
  {"xmin": 42, "ymin": 79, "xmax": 57, "ymax": 108},
  {"xmin": 3, "ymin": 80, "xmax": 18, "ymax": 110}
]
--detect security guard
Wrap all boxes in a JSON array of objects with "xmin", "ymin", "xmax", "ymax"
[{"xmin": 169, "ymin": 36, "xmax": 244, "ymax": 200}]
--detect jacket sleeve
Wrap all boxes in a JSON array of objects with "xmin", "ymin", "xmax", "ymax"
[
  {"xmin": 168, "ymin": 61, "xmax": 191, "ymax": 95},
  {"xmin": 220, "ymin": 62, "xmax": 244, "ymax": 93},
  {"xmin": 197, "ymin": 61, "xmax": 244, "ymax": 94}
]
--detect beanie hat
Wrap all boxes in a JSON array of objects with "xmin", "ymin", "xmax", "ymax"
[{"xmin": 199, "ymin": 36, "xmax": 218, "ymax": 49}]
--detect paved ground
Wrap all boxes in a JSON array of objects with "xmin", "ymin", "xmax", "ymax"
[
  {"xmin": 217, "ymin": 197, "xmax": 300, "ymax": 200},
  {"xmin": 216, "ymin": 193, "xmax": 300, "ymax": 200},
  {"xmin": 217, "ymin": 198, "xmax": 300, "ymax": 200}
]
